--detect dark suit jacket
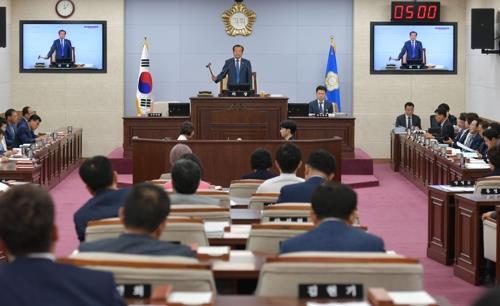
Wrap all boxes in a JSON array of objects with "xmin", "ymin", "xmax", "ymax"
[
  {"xmin": 398, "ymin": 40, "xmax": 423, "ymax": 61},
  {"xmin": 435, "ymin": 119, "xmax": 455, "ymax": 144},
  {"xmin": 277, "ymin": 176, "xmax": 325, "ymax": 203},
  {"xmin": 395, "ymin": 114, "xmax": 421, "ymax": 129},
  {"xmin": 74, "ymin": 188, "xmax": 130, "ymax": 242},
  {"xmin": 5, "ymin": 123, "xmax": 16, "ymax": 148},
  {"xmin": 280, "ymin": 220, "xmax": 385, "ymax": 254},
  {"xmin": 0, "ymin": 257, "xmax": 125, "ymax": 306},
  {"xmin": 452, "ymin": 128, "xmax": 468, "ymax": 147},
  {"xmin": 308, "ymin": 100, "xmax": 333, "ymax": 115},
  {"xmin": 47, "ymin": 39, "xmax": 73, "ymax": 60},
  {"xmin": 241, "ymin": 169, "xmax": 277, "ymax": 180},
  {"xmin": 214, "ymin": 58, "xmax": 252, "ymax": 86},
  {"xmin": 468, "ymin": 133, "xmax": 484, "ymax": 151},
  {"xmin": 430, "ymin": 114, "xmax": 457, "ymax": 128},
  {"xmin": 15, "ymin": 122, "xmax": 36, "ymax": 146},
  {"xmin": 79, "ymin": 233, "xmax": 195, "ymax": 257}
]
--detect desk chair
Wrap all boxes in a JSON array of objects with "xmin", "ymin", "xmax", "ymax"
[
  {"xmin": 230, "ymin": 179, "xmax": 264, "ymax": 199},
  {"xmin": 170, "ymin": 205, "xmax": 231, "ymax": 222},
  {"xmin": 246, "ymin": 223, "xmax": 313, "ymax": 254},
  {"xmin": 261, "ymin": 203, "xmax": 311, "ymax": 223},
  {"xmin": 248, "ymin": 193, "xmax": 280, "ymax": 210}
]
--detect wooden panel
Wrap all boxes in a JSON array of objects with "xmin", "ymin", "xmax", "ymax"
[
  {"xmin": 390, "ymin": 131, "xmax": 401, "ymax": 171},
  {"xmin": 132, "ymin": 138, "xmax": 343, "ymax": 187}
]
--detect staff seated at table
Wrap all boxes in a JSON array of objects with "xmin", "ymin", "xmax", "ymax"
[
  {"xmin": 308, "ymin": 85, "xmax": 334, "ymax": 115},
  {"xmin": 461, "ymin": 117, "xmax": 484, "ymax": 151},
  {"xmin": 79, "ymin": 183, "xmax": 195, "ymax": 257},
  {"xmin": 74, "ymin": 156, "xmax": 130, "ymax": 242},
  {"xmin": 425, "ymin": 107, "xmax": 454, "ymax": 144},
  {"xmin": 177, "ymin": 121, "xmax": 194, "ymax": 141},
  {"xmin": 477, "ymin": 121, "xmax": 490, "ymax": 157},
  {"xmin": 277, "ymin": 149, "xmax": 336, "ymax": 203},
  {"xmin": 446, "ymin": 112, "xmax": 467, "ymax": 147},
  {"xmin": 4, "ymin": 109, "xmax": 18, "ymax": 149},
  {"xmin": 169, "ymin": 159, "xmax": 219, "ymax": 205},
  {"xmin": 16, "ymin": 106, "xmax": 35, "ymax": 131},
  {"xmin": 0, "ymin": 184, "xmax": 126, "ymax": 306},
  {"xmin": 280, "ymin": 183, "xmax": 385, "ymax": 253},
  {"xmin": 15, "ymin": 114, "xmax": 42, "ymax": 147},
  {"xmin": 395, "ymin": 101, "xmax": 421, "ymax": 129},
  {"xmin": 0, "ymin": 118, "xmax": 14, "ymax": 157},
  {"xmin": 241, "ymin": 148, "xmax": 277, "ymax": 180},
  {"xmin": 430, "ymin": 103, "xmax": 457, "ymax": 128},
  {"xmin": 279, "ymin": 119, "xmax": 297, "ymax": 141},
  {"xmin": 480, "ymin": 144, "xmax": 500, "ymax": 220},
  {"xmin": 256, "ymin": 143, "xmax": 304, "ymax": 194},
  {"xmin": 479, "ymin": 124, "xmax": 500, "ymax": 161}
]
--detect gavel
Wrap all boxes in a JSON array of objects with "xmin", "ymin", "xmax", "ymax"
[{"xmin": 206, "ymin": 62, "xmax": 215, "ymax": 79}]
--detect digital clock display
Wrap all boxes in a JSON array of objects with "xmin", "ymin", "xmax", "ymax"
[{"xmin": 391, "ymin": 2, "xmax": 440, "ymax": 22}]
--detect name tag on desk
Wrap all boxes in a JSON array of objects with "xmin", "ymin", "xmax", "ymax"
[
  {"xmin": 116, "ymin": 284, "xmax": 152, "ymax": 299},
  {"xmin": 299, "ymin": 283, "xmax": 363, "ymax": 299}
]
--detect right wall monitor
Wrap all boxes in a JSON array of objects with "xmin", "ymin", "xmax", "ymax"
[{"xmin": 370, "ymin": 22, "xmax": 457, "ymax": 74}]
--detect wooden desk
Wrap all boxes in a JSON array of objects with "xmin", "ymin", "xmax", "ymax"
[
  {"xmin": 427, "ymin": 186, "xmax": 473, "ymax": 265},
  {"xmin": 454, "ymin": 194, "xmax": 500, "ymax": 285},
  {"xmin": 390, "ymin": 131, "xmax": 402, "ymax": 171},
  {"xmin": 496, "ymin": 205, "xmax": 500, "ymax": 285},
  {"xmin": 132, "ymin": 137, "xmax": 342, "ymax": 187},
  {"xmin": 0, "ymin": 128, "xmax": 82, "ymax": 189},
  {"xmin": 190, "ymin": 97, "xmax": 288, "ymax": 141},
  {"xmin": 394, "ymin": 134, "xmax": 489, "ymax": 191}
]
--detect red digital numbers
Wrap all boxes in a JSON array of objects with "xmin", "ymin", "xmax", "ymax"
[{"xmin": 391, "ymin": 2, "xmax": 440, "ymax": 22}]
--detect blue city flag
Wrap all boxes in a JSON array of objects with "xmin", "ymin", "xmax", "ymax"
[{"xmin": 325, "ymin": 37, "xmax": 341, "ymax": 112}]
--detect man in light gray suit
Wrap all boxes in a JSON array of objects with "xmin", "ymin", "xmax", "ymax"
[
  {"xmin": 79, "ymin": 183, "xmax": 194, "ymax": 257},
  {"xmin": 169, "ymin": 159, "xmax": 220, "ymax": 205}
]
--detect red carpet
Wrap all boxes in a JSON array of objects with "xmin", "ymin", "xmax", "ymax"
[{"xmin": 50, "ymin": 163, "xmax": 485, "ymax": 305}]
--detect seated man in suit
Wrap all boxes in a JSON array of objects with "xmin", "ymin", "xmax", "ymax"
[
  {"xmin": 15, "ymin": 114, "xmax": 42, "ymax": 146},
  {"xmin": 80, "ymin": 183, "xmax": 195, "ymax": 257},
  {"xmin": 4, "ymin": 109, "xmax": 18, "ymax": 149},
  {"xmin": 447, "ymin": 112, "xmax": 468, "ymax": 147},
  {"xmin": 256, "ymin": 143, "xmax": 304, "ymax": 193},
  {"xmin": 425, "ymin": 107, "xmax": 455, "ymax": 144},
  {"xmin": 0, "ymin": 184, "xmax": 125, "ymax": 306},
  {"xmin": 461, "ymin": 117, "xmax": 484, "ymax": 151},
  {"xmin": 308, "ymin": 85, "xmax": 334, "ymax": 115},
  {"xmin": 212, "ymin": 44, "xmax": 252, "ymax": 89},
  {"xmin": 74, "ymin": 156, "xmax": 130, "ymax": 242},
  {"xmin": 279, "ymin": 119, "xmax": 297, "ymax": 141},
  {"xmin": 0, "ymin": 118, "xmax": 13, "ymax": 157},
  {"xmin": 480, "ymin": 126, "xmax": 500, "ymax": 162},
  {"xmin": 395, "ymin": 101, "xmax": 421, "ymax": 129},
  {"xmin": 277, "ymin": 149, "xmax": 336, "ymax": 203},
  {"xmin": 16, "ymin": 106, "xmax": 35, "ymax": 131},
  {"xmin": 430, "ymin": 103, "xmax": 457, "ymax": 128},
  {"xmin": 280, "ymin": 183, "xmax": 385, "ymax": 253},
  {"xmin": 241, "ymin": 148, "xmax": 277, "ymax": 180},
  {"xmin": 169, "ymin": 159, "xmax": 219, "ymax": 205}
]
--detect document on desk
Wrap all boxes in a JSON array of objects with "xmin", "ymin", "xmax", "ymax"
[
  {"xmin": 167, "ymin": 292, "xmax": 213, "ymax": 305},
  {"xmin": 457, "ymin": 142, "xmax": 476, "ymax": 152},
  {"xmin": 438, "ymin": 185, "xmax": 475, "ymax": 192},
  {"xmin": 465, "ymin": 162, "xmax": 490, "ymax": 169},
  {"xmin": 197, "ymin": 246, "xmax": 230, "ymax": 256},
  {"xmin": 388, "ymin": 291, "xmax": 436, "ymax": 305}
]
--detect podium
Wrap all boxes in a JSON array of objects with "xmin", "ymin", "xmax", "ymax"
[{"xmin": 190, "ymin": 96, "xmax": 288, "ymax": 140}]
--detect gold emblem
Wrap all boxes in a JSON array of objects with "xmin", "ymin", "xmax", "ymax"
[
  {"xmin": 221, "ymin": 1, "xmax": 256, "ymax": 36},
  {"xmin": 325, "ymin": 71, "xmax": 339, "ymax": 91}
]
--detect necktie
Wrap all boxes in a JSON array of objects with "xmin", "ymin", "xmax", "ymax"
[
  {"xmin": 60, "ymin": 39, "xmax": 64, "ymax": 56},
  {"xmin": 407, "ymin": 117, "xmax": 411, "ymax": 128},
  {"xmin": 465, "ymin": 134, "xmax": 474, "ymax": 147},
  {"xmin": 236, "ymin": 59, "xmax": 240, "ymax": 84},
  {"xmin": 319, "ymin": 102, "xmax": 324, "ymax": 114},
  {"xmin": 411, "ymin": 41, "xmax": 415, "ymax": 58}
]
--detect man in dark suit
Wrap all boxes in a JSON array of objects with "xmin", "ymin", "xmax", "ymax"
[
  {"xmin": 4, "ymin": 109, "xmax": 18, "ymax": 149},
  {"xmin": 74, "ymin": 156, "xmax": 130, "ymax": 242},
  {"xmin": 277, "ymin": 149, "xmax": 336, "ymax": 203},
  {"xmin": 79, "ymin": 183, "xmax": 195, "ymax": 257},
  {"xmin": 462, "ymin": 118, "xmax": 484, "ymax": 151},
  {"xmin": 44, "ymin": 29, "xmax": 73, "ymax": 62},
  {"xmin": 279, "ymin": 119, "xmax": 297, "ymax": 141},
  {"xmin": 212, "ymin": 44, "xmax": 252, "ymax": 88},
  {"xmin": 308, "ymin": 85, "xmax": 334, "ymax": 115},
  {"xmin": 280, "ymin": 183, "xmax": 385, "ymax": 253},
  {"xmin": 395, "ymin": 31, "xmax": 424, "ymax": 63},
  {"xmin": 16, "ymin": 106, "xmax": 34, "ymax": 131},
  {"xmin": 16, "ymin": 114, "xmax": 41, "ymax": 146},
  {"xmin": 241, "ymin": 148, "xmax": 277, "ymax": 180},
  {"xmin": 430, "ymin": 103, "xmax": 457, "ymax": 128},
  {"xmin": 395, "ymin": 102, "xmax": 421, "ymax": 129},
  {"xmin": 426, "ymin": 107, "xmax": 454, "ymax": 144},
  {"xmin": 0, "ymin": 184, "xmax": 125, "ymax": 306},
  {"xmin": 448, "ymin": 112, "xmax": 468, "ymax": 147}
]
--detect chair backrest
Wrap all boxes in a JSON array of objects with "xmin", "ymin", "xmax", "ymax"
[
  {"xmin": 170, "ymin": 205, "xmax": 231, "ymax": 222},
  {"xmin": 248, "ymin": 193, "xmax": 280, "ymax": 210},
  {"xmin": 246, "ymin": 223, "xmax": 313, "ymax": 254},
  {"xmin": 229, "ymin": 179, "xmax": 264, "ymax": 199},
  {"xmin": 261, "ymin": 203, "xmax": 311, "ymax": 223},
  {"xmin": 85, "ymin": 216, "xmax": 209, "ymax": 246},
  {"xmin": 219, "ymin": 72, "xmax": 257, "ymax": 93},
  {"xmin": 483, "ymin": 217, "xmax": 497, "ymax": 262},
  {"xmin": 474, "ymin": 177, "xmax": 500, "ymax": 195},
  {"xmin": 61, "ymin": 252, "xmax": 215, "ymax": 292},
  {"xmin": 196, "ymin": 190, "xmax": 230, "ymax": 208},
  {"xmin": 256, "ymin": 252, "xmax": 423, "ymax": 297}
]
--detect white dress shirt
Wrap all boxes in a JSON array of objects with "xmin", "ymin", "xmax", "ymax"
[
  {"xmin": 177, "ymin": 134, "xmax": 188, "ymax": 141},
  {"xmin": 256, "ymin": 173, "xmax": 305, "ymax": 193}
]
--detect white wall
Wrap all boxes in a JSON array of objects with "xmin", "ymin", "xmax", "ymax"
[
  {"xmin": 9, "ymin": 0, "xmax": 124, "ymax": 157},
  {"xmin": 353, "ymin": 0, "xmax": 466, "ymax": 158},
  {"xmin": 466, "ymin": 0, "xmax": 500, "ymax": 121},
  {"xmin": 0, "ymin": 0, "xmax": 10, "ymax": 111}
]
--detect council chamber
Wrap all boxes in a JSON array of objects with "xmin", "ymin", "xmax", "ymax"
[{"xmin": 0, "ymin": 1, "xmax": 500, "ymax": 306}]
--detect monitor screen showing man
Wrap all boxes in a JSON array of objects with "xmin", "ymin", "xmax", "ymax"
[
  {"xmin": 43, "ymin": 29, "xmax": 73, "ymax": 64},
  {"xmin": 212, "ymin": 44, "xmax": 253, "ymax": 90},
  {"xmin": 391, "ymin": 31, "xmax": 423, "ymax": 65}
]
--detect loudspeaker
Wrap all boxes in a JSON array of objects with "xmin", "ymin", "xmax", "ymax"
[
  {"xmin": 168, "ymin": 103, "xmax": 190, "ymax": 116},
  {"xmin": 0, "ymin": 7, "xmax": 6, "ymax": 48},
  {"xmin": 471, "ymin": 8, "xmax": 495, "ymax": 49},
  {"xmin": 287, "ymin": 103, "xmax": 309, "ymax": 117}
]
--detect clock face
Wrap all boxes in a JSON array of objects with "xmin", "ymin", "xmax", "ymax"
[{"xmin": 56, "ymin": 0, "xmax": 74, "ymax": 18}]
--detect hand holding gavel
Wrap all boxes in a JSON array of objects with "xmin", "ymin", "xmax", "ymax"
[{"xmin": 206, "ymin": 62, "xmax": 216, "ymax": 81}]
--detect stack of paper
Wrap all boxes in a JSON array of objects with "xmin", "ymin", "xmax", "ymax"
[
  {"xmin": 197, "ymin": 246, "xmax": 230, "ymax": 257},
  {"xmin": 167, "ymin": 292, "xmax": 213, "ymax": 305},
  {"xmin": 388, "ymin": 291, "xmax": 437, "ymax": 305},
  {"xmin": 465, "ymin": 163, "xmax": 490, "ymax": 169}
]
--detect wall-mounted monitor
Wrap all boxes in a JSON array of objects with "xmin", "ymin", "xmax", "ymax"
[
  {"xmin": 370, "ymin": 22, "xmax": 457, "ymax": 74},
  {"xmin": 20, "ymin": 20, "xmax": 107, "ymax": 73}
]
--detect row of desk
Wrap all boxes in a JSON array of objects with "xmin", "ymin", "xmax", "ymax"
[{"xmin": 0, "ymin": 128, "xmax": 82, "ymax": 189}]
